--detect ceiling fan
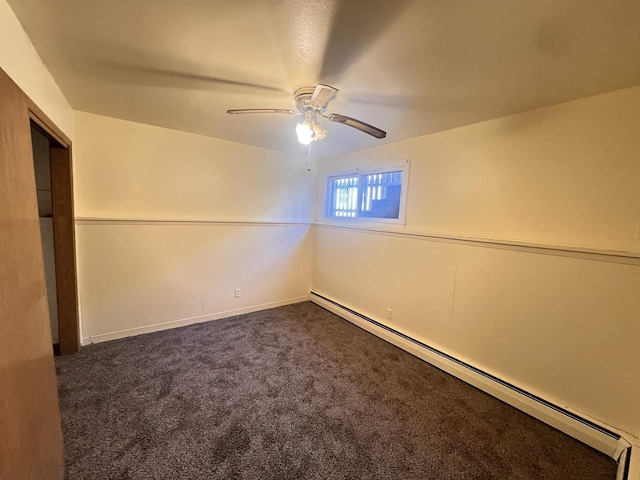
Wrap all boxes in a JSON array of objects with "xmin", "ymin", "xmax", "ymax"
[{"xmin": 226, "ymin": 84, "xmax": 386, "ymax": 145}]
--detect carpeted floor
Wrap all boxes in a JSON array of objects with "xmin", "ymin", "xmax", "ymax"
[{"xmin": 56, "ymin": 302, "xmax": 617, "ymax": 479}]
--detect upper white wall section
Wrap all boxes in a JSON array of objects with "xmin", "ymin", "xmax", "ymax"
[
  {"xmin": 74, "ymin": 111, "xmax": 314, "ymax": 222},
  {"xmin": 0, "ymin": 0, "xmax": 73, "ymax": 138},
  {"xmin": 317, "ymin": 85, "xmax": 640, "ymax": 254}
]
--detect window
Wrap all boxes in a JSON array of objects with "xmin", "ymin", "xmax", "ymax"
[{"xmin": 325, "ymin": 162, "xmax": 409, "ymax": 223}]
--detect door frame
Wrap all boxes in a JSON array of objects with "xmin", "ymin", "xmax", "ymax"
[{"xmin": 29, "ymin": 100, "xmax": 79, "ymax": 355}]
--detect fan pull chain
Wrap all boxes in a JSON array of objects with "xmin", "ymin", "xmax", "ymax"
[{"xmin": 307, "ymin": 143, "xmax": 312, "ymax": 171}]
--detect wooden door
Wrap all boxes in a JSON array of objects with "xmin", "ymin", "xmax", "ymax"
[{"xmin": 0, "ymin": 69, "xmax": 65, "ymax": 478}]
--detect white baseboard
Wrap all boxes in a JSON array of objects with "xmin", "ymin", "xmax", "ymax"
[
  {"xmin": 81, "ymin": 296, "xmax": 309, "ymax": 345},
  {"xmin": 309, "ymin": 290, "xmax": 636, "ymax": 460}
]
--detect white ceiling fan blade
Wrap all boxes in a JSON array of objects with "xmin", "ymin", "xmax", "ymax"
[
  {"xmin": 226, "ymin": 109, "xmax": 296, "ymax": 114},
  {"xmin": 327, "ymin": 113, "xmax": 386, "ymax": 139},
  {"xmin": 310, "ymin": 84, "xmax": 338, "ymax": 109}
]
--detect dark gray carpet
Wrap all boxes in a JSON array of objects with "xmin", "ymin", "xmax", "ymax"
[{"xmin": 56, "ymin": 302, "xmax": 617, "ymax": 479}]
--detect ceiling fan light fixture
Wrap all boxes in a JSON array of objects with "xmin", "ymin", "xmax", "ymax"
[
  {"xmin": 295, "ymin": 121, "xmax": 315, "ymax": 145},
  {"xmin": 312, "ymin": 123, "xmax": 327, "ymax": 141}
]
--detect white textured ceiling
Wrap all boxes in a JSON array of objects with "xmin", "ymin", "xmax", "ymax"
[{"xmin": 8, "ymin": 0, "xmax": 640, "ymax": 158}]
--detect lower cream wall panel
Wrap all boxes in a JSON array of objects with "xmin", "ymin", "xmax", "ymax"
[
  {"xmin": 76, "ymin": 222, "xmax": 312, "ymax": 343},
  {"xmin": 312, "ymin": 226, "xmax": 640, "ymax": 439}
]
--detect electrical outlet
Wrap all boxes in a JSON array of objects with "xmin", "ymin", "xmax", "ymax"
[
  {"xmin": 234, "ymin": 288, "xmax": 241, "ymax": 298},
  {"xmin": 385, "ymin": 308, "xmax": 392, "ymax": 319}
]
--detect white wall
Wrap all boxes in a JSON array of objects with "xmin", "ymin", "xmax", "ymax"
[
  {"xmin": 73, "ymin": 112, "xmax": 313, "ymax": 222},
  {"xmin": 73, "ymin": 112, "xmax": 314, "ymax": 343},
  {"xmin": 39, "ymin": 218, "xmax": 59, "ymax": 343},
  {"xmin": 312, "ymin": 85, "xmax": 640, "ymax": 440},
  {"xmin": 0, "ymin": 0, "xmax": 73, "ymax": 138}
]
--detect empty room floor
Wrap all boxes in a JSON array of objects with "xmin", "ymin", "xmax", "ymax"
[{"xmin": 56, "ymin": 302, "xmax": 617, "ymax": 479}]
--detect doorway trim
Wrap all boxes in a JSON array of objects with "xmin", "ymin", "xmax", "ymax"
[{"xmin": 29, "ymin": 100, "xmax": 79, "ymax": 355}]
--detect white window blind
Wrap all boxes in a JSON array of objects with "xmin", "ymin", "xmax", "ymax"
[{"xmin": 328, "ymin": 175, "xmax": 359, "ymax": 217}]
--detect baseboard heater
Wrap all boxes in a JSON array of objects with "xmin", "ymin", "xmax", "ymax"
[{"xmin": 309, "ymin": 290, "xmax": 632, "ymax": 475}]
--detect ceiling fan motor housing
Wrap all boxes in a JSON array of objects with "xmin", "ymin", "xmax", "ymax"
[{"xmin": 294, "ymin": 86, "xmax": 324, "ymax": 112}]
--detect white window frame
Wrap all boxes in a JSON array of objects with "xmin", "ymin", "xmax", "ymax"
[{"xmin": 324, "ymin": 160, "xmax": 410, "ymax": 225}]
